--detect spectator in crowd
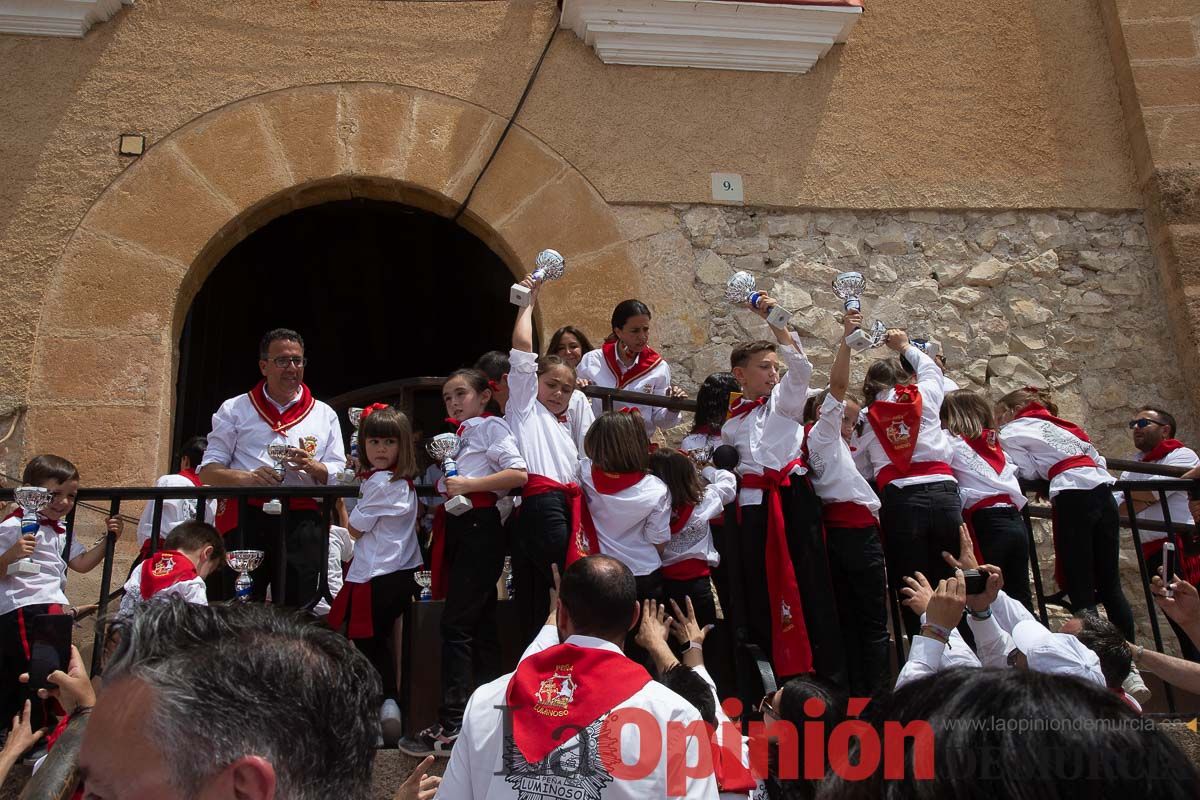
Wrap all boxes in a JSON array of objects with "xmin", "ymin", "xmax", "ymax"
[
  {"xmin": 1135, "ymin": 572, "xmax": 1200, "ymax": 696},
  {"xmin": 133, "ymin": 435, "xmax": 216, "ymax": 562},
  {"xmin": 118, "ymin": 521, "xmax": 226, "ymax": 619},
  {"xmin": 1063, "ymin": 612, "xmax": 1140, "ymax": 712}
]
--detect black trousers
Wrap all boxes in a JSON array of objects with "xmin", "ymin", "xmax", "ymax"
[
  {"xmin": 1145, "ymin": 547, "xmax": 1200, "ymax": 662},
  {"xmin": 211, "ymin": 507, "xmax": 327, "ymax": 608},
  {"xmin": 972, "ymin": 506, "xmax": 1033, "ymax": 612},
  {"xmin": 0, "ymin": 604, "xmax": 61, "ymax": 732},
  {"xmin": 439, "ymin": 507, "xmax": 506, "ymax": 730},
  {"xmin": 881, "ymin": 480, "xmax": 963, "ymax": 638},
  {"xmin": 781, "ymin": 480, "xmax": 846, "ymax": 684},
  {"xmin": 736, "ymin": 504, "xmax": 774, "ymax": 662},
  {"xmin": 825, "ymin": 526, "xmax": 890, "ymax": 698},
  {"xmin": 349, "ymin": 569, "xmax": 418, "ymax": 703},
  {"xmin": 1053, "ymin": 486, "xmax": 1136, "ymax": 642},
  {"xmin": 511, "ymin": 492, "xmax": 570, "ymax": 645}
]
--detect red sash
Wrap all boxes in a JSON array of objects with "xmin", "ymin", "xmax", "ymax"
[
  {"xmin": 1048, "ymin": 454, "xmax": 1099, "ymax": 480},
  {"xmin": 429, "ymin": 492, "xmax": 498, "ymax": 600},
  {"xmin": 711, "ymin": 732, "xmax": 756, "ymax": 793},
  {"xmin": 328, "ymin": 581, "xmax": 374, "ymax": 638},
  {"xmin": 524, "ymin": 475, "xmax": 590, "ymax": 565},
  {"xmin": 247, "ymin": 380, "xmax": 316, "ymax": 434},
  {"xmin": 739, "ymin": 462, "xmax": 813, "ymax": 676},
  {"xmin": 139, "ymin": 550, "xmax": 198, "ymax": 600},
  {"xmin": 505, "ymin": 643, "xmax": 651, "ymax": 764},
  {"xmin": 866, "ymin": 385, "xmax": 928, "ymax": 486},
  {"xmin": 964, "ymin": 430, "xmax": 1006, "ymax": 474},
  {"xmin": 661, "ymin": 504, "xmax": 710, "ymax": 580},
  {"xmin": 822, "ymin": 501, "xmax": 877, "ymax": 529},
  {"xmin": 726, "ymin": 393, "xmax": 767, "ymax": 421},
  {"xmin": 1141, "ymin": 439, "xmax": 1186, "ymax": 463},
  {"xmin": 601, "ymin": 340, "xmax": 662, "ymax": 389},
  {"xmin": 1013, "ymin": 403, "xmax": 1091, "ymax": 444}
]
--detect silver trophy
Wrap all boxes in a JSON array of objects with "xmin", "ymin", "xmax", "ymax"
[
  {"xmin": 338, "ymin": 407, "xmax": 364, "ymax": 484},
  {"xmin": 226, "ymin": 549, "xmax": 265, "ymax": 602},
  {"xmin": 510, "ymin": 249, "xmax": 566, "ymax": 307},
  {"xmin": 502, "ymin": 555, "xmax": 514, "ymax": 599},
  {"xmin": 263, "ymin": 442, "xmax": 291, "ymax": 515},
  {"xmin": 426, "ymin": 434, "xmax": 473, "ymax": 516},
  {"xmin": 910, "ymin": 338, "xmax": 942, "ymax": 359},
  {"xmin": 7, "ymin": 486, "xmax": 51, "ymax": 576},
  {"xmin": 832, "ymin": 272, "xmax": 888, "ymax": 353},
  {"xmin": 415, "ymin": 569, "xmax": 433, "ymax": 601},
  {"xmin": 686, "ymin": 446, "xmax": 712, "ymax": 470},
  {"xmin": 724, "ymin": 271, "xmax": 792, "ymax": 329}
]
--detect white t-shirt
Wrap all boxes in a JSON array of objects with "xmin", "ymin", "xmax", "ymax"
[
  {"xmin": 999, "ymin": 417, "xmax": 1113, "ymax": 498},
  {"xmin": 0, "ymin": 516, "xmax": 86, "ymax": 616},
  {"xmin": 661, "ymin": 468, "xmax": 737, "ymax": 569},
  {"xmin": 577, "ymin": 347, "xmax": 681, "ymax": 435},
  {"xmin": 579, "ymin": 459, "xmax": 671, "ymax": 577},
  {"xmin": 346, "ymin": 471, "xmax": 422, "ymax": 582},
  {"xmin": 118, "ymin": 560, "xmax": 208, "ymax": 619},
  {"xmin": 1115, "ymin": 446, "xmax": 1200, "ymax": 541},
  {"xmin": 135, "ymin": 473, "xmax": 217, "ymax": 548},
  {"xmin": 505, "ymin": 348, "xmax": 582, "ymax": 486}
]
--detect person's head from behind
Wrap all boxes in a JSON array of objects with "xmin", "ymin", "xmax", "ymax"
[
  {"xmin": 474, "ymin": 351, "xmax": 511, "ymax": 410},
  {"xmin": 861, "ymin": 357, "xmax": 903, "ymax": 406},
  {"xmin": 358, "ymin": 405, "xmax": 418, "ymax": 480},
  {"xmin": 80, "ymin": 600, "xmax": 380, "ymax": 800},
  {"xmin": 648, "ymin": 448, "xmax": 703, "ymax": 511},
  {"xmin": 609, "ymin": 300, "xmax": 653, "ymax": 358},
  {"xmin": 693, "ymin": 372, "xmax": 741, "ymax": 433},
  {"xmin": 994, "ymin": 386, "xmax": 1057, "ymax": 426},
  {"xmin": 178, "ymin": 436, "xmax": 207, "ymax": 473},
  {"xmin": 584, "ymin": 411, "xmax": 650, "ymax": 474},
  {"xmin": 731, "ymin": 341, "xmax": 779, "ymax": 400},
  {"xmin": 442, "ymin": 368, "xmax": 493, "ymax": 423},
  {"xmin": 258, "ymin": 328, "xmax": 306, "ymax": 401},
  {"xmin": 536, "ymin": 354, "xmax": 576, "ymax": 418},
  {"xmin": 940, "ymin": 389, "xmax": 996, "ymax": 439},
  {"xmin": 1130, "ymin": 405, "xmax": 1177, "ymax": 454},
  {"xmin": 22, "ymin": 454, "xmax": 80, "ymax": 521},
  {"xmin": 548, "ymin": 325, "xmax": 594, "ymax": 369},
  {"xmin": 163, "ymin": 521, "xmax": 226, "ymax": 579},
  {"xmin": 815, "ymin": 667, "xmax": 1200, "ymax": 800},
  {"xmin": 557, "ymin": 555, "xmax": 639, "ymax": 644},
  {"xmin": 1061, "ymin": 612, "xmax": 1132, "ymax": 690},
  {"xmin": 759, "ymin": 675, "xmax": 846, "ymax": 798},
  {"xmin": 658, "ymin": 665, "xmax": 717, "ymax": 727}
]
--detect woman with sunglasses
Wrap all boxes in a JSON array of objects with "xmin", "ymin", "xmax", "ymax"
[{"xmin": 994, "ymin": 388, "xmax": 1135, "ymax": 645}]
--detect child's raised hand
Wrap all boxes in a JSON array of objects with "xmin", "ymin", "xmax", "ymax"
[
  {"xmin": 106, "ymin": 516, "xmax": 124, "ymax": 540},
  {"xmin": 885, "ymin": 329, "xmax": 909, "ymax": 352},
  {"xmin": 842, "ymin": 310, "xmax": 862, "ymax": 337}
]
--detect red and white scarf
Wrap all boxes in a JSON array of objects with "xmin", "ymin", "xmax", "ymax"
[
  {"xmin": 248, "ymin": 380, "xmax": 315, "ymax": 434},
  {"xmin": 139, "ymin": 550, "xmax": 198, "ymax": 600},
  {"xmin": 601, "ymin": 340, "xmax": 662, "ymax": 389}
]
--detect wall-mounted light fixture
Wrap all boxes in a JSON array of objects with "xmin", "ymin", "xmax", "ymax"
[{"xmin": 118, "ymin": 133, "xmax": 145, "ymax": 157}]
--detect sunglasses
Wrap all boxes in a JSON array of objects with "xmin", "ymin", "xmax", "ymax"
[
  {"xmin": 757, "ymin": 692, "xmax": 780, "ymax": 720},
  {"xmin": 1128, "ymin": 419, "xmax": 1165, "ymax": 430}
]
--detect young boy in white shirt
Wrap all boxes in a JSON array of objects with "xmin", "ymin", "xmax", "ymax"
[{"xmin": 119, "ymin": 521, "xmax": 225, "ymax": 618}]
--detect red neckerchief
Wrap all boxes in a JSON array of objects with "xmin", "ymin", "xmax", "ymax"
[
  {"xmin": 601, "ymin": 340, "xmax": 662, "ymax": 389},
  {"xmin": 139, "ymin": 550, "xmax": 198, "ymax": 600},
  {"xmin": 1013, "ymin": 402, "xmax": 1091, "ymax": 444},
  {"xmin": 670, "ymin": 503, "xmax": 696, "ymax": 535},
  {"xmin": 726, "ymin": 393, "xmax": 767, "ymax": 421},
  {"xmin": 505, "ymin": 642, "xmax": 651, "ymax": 764},
  {"xmin": 691, "ymin": 423, "xmax": 719, "ymax": 437},
  {"xmin": 177, "ymin": 469, "xmax": 203, "ymax": 487},
  {"xmin": 446, "ymin": 414, "xmax": 495, "ymax": 438},
  {"xmin": 1141, "ymin": 439, "xmax": 1186, "ymax": 463},
  {"xmin": 248, "ymin": 380, "xmax": 315, "ymax": 434},
  {"xmin": 866, "ymin": 385, "xmax": 923, "ymax": 474},
  {"xmin": 964, "ymin": 429, "xmax": 1006, "ymax": 474},
  {"xmin": 5, "ymin": 509, "xmax": 63, "ymax": 534},
  {"xmin": 590, "ymin": 467, "xmax": 644, "ymax": 494}
]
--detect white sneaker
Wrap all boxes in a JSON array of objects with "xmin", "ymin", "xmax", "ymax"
[
  {"xmin": 1123, "ymin": 665, "xmax": 1151, "ymax": 704},
  {"xmin": 380, "ymin": 699, "xmax": 403, "ymax": 743}
]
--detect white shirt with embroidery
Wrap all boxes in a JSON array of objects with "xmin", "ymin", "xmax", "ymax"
[
  {"xmin": 661, "ymin": 468, "xmax": 737, "ymax": 570},
  {"xmin": 999, "ymin": 417, "xmax": 1112, "ymax": 498},
  {"xmin": 947, "ymin": 436, "xmax": 1027, "ymax": 512},
  {"xmin": 802, "ymin": 393, "xmax": 881, "ymax": 518},
  {"xmin": 118, "ymin": 561, "xmax": 208, "ymax": 619},
  {"xmin": 445, "ymin": 416, "xmax": 527, "ymax": 496}
]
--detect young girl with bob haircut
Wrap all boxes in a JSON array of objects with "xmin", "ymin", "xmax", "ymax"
[
  {"xmin": 328, "ymin": 404, "xmax": 422, "ymax": 742},
  {"xmin": 996, "ymin": 387, "xmax": 1134, "ymax": 640},
  {"xmin": 940, "ymin": 389, "xmax": 1032, "ymax": 611},
  {"xmin": 576, "ymin": 299, "xmax": 686, "ymax": 437},
  {"xmin": 399, "ymin": 369, "xmax": 527, "ymax": 759}
]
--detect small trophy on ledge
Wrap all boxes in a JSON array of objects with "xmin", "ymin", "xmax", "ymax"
[
  {"xmin": 7, "ymin": 487, "xmax": 51, "ymax": 576},
  {"xmin": 832, "ymin": 272, "xmax": 887, "ymax": 353},
  {"xmin": 226, "ymin": 549, "xmax": 265, "ymax": 602},
  {"xmin": 510, "ymin": 249, "xmax": 566, "ymax": 307},
  {"xmin": 338, "ymin": 407, "xmax": 364, "ymax": 485},
  {"xmin": 426, "ymin": 434, "xmax": 473, "ymax": 516},
  {"xmin": 415, "ymin": 569, "xmax": 433, "ymax": 602},
  {"xmin": 725, "ymin": 271, "xmax": 792, "ymax": 329},
  {"xmin": 263, "ymin": 443, "xmax": 291, "ymax": 516}
]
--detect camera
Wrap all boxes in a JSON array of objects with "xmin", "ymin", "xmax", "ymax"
[{"xmin": 963, "ymin": 569, "xmax": 988, "ymax": 595}]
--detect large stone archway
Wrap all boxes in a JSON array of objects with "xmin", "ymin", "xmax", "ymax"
[{"xmin": 26, "ymin": 82, "xmax": 637, "ymax": 483}]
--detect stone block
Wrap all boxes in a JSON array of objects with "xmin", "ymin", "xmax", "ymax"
[
  {"xmin": 1132, "ymin": 63, "xmax": 1200, "ymax": 108},
  {"xmin": 401, "ymin": 93, "xmax": 505, "ymax": 203},
  {"xmin": 696, "ymin": 250, "xmax": 731, "ymax": 286},
  {"xmin": 1029, "ymin": 214, "xmax": 1074, "ymax": 249},
  {"xmin": 987, "ymin": 355, "xmax": 1048, "ymax": 395},
  {"xmin": 26, "ymin": 405, "xmax": 165, "ymax": 487},
  {"xmin": 1011, "ymin": 299, "xmax": 1052, "ymax": 327},
  {"xmin": 682, "ymin": 207, "xmax": 727, "ymax": 247},
  {"xmin": 944, "ymin": 286, "xmax": 984, "ymax": 308},
  {"xmin": 614, "ymin": 206, "xmax": 680, "ymax": 241},
  {"xmin": 965, "ymin": 258, "xmax": 1011, "ymax": 287},
  {"xmin": 714, "ymin": 233, "xmax": 768, "ymax": 257},
  {"xmin": 766, "ymin": 213, "xmax": 810, "ymax": 238},
  {"xmin": 823, "ymin": 235, "xmax": 862, "ymax": 259},
  {"xmin": 257, "ymin": 86, "xmax": 345, "ymax": 187},
  {"xmin": 463, "ymin": 127, "xmax": 569, "ymax": 230},
  {"xmin": 31, "ymin": 334, "xmax": 168, "ymax": 406},
  {"xmin": 864, "ymin": 222, "xmax": 908, "ymax": 255},
  {"xmin": 1116, "ymin": 0, "xmax": 1198, "ymax": 21},
  {"xmin": 1145, "ymin": 108, "xmax": 1200, "ymax": 167},
  {"xmin": 1123, "ymin": 19, "xmax": 1197, "ymax": 60}
]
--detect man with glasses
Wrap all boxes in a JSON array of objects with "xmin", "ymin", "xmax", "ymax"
[
  {"xmin": 199, "ymin": 328, "xmax": 345, "ymax": 607},
  {"xmin": 1116, "ymin": 406, "xmax": 1200, "ymax": 662}
]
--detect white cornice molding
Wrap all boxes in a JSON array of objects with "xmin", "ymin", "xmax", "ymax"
[
  {"xmin": 561, "ymin": 0, "xmax": 862, "ymax": 74},
  {"xmin": 0, "ymin": 0, "xmax": 133, "ymax": 38}
]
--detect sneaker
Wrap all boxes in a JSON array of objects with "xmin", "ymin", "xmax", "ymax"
[
  {"xmin": 380, "ymin": 699, "xmax": 403, "ymax": 743},
  {"xmin": 1124, "ymin": 665, "xmax": 1152, "ymax": 704},
  {"xmin": 398, "ymin": 723, "xmax": 459, "ymax": 758}
]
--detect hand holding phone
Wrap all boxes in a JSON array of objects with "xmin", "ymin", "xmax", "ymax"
[
  {"xmin": 27, "ymin": 614, "xmax": 72, "ymax": 693},
  {"xmin": 1163, "ymin": 542, "xmax": 1179, "ymax": 599}
]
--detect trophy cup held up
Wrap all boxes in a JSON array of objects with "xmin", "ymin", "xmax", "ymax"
[
  {"xmin": 510, "ymin": 249, "xmax": 566, "ymax": 307},
  {"xmin": 263, "ymin": 443, "xmax": 291, "ymax": 516},
  {"xmin": 686, "ymin": 446, "xmax": 712, "ymax": 471},
  {"xmin": 832, "ymin": 272, "xmax": 888, "ymax": 354},
  {"xmin": 7, "ymin": 486, "xmax": 51, "ymax": 576},
  {"xmin": 415, "ymin": 570, "xmax": 433, "ymax": 601},
  {"xmin": 724, "ymin": 271, "xmax": 792, "ymax": 329},
  {"xmin": 226, "ymin": 549, "xmax": 265, "ymax": 602},
  {"xmin": 338, "ymin": 407, "xmax": 364, "ymax": 484},
  {"xmin": 426, "ymin": 434, "xmax": 473, "ymax": 516}
]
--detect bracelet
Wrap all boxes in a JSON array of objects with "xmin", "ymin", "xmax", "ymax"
[
  {"xmin": 967, "ymin": 607, "xmax": 992, "ymax": 621},
  {"xmin": 1133, "ymin": 644, "xmax": 1145, "ymax": 663},
  {"xmin": 919, "ymin": 625, "xmax": 949, "ymax": 644},
  {"xmin": 924, "ymin": 622, "xmax": 952, "ymax": 639},
  {"xmin": 685, "ymin": 641, "xmax": 703, "ymax": 652}
]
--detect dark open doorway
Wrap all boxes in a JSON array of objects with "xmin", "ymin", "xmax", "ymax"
[{"xmin": 174, "ymin": 198, "xmax": 526, "ymax": 455}]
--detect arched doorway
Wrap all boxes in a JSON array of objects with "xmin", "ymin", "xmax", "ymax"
[{"xmin": 174, "ymin": 198, "xmax": 522, "ymax": 450}]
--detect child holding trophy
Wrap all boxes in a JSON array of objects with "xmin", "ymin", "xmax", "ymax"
[
  {"xmin": 506, "ymin": 275, "xmax": 586, "ymax": 643},
  {"xmin": 0, "ymin": 455, "xmax": 124, "ymax": 731},
  {"xmin": 400, "ymin": 370, "xmax": 527, "ymax": 759},
  {"xmin": 327, "ymin": 404, "xmax": 422, "ymax": 743}
]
